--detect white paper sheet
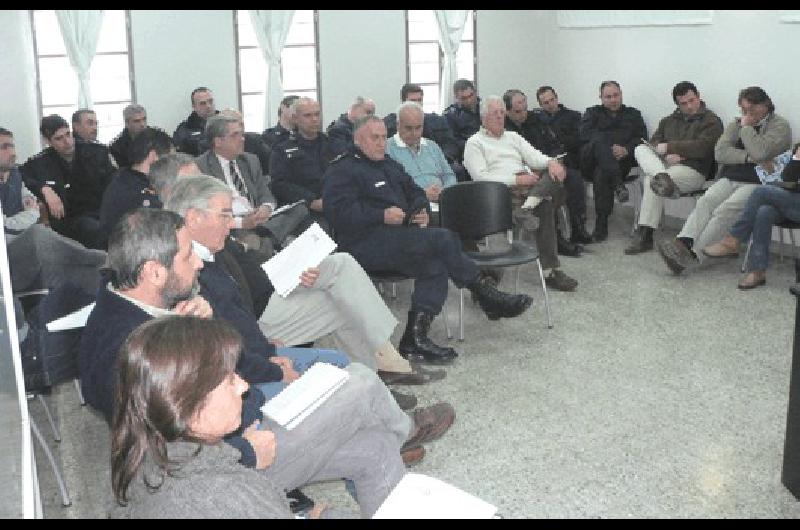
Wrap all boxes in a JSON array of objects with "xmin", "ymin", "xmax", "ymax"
[
  {"xmin": 373, "ymin": 473, "xmax": 498, "ymax": 519},
  {"xmin": 46, "ymin": 302, "xmax": 95, "ymax": 331},
  {"xmin": 261, "ymin": 363, "xmax": 349, "ymax": 430},
  {"xmin": 261, "ymin": 223, "xmax": 336, "ymax": 297}
]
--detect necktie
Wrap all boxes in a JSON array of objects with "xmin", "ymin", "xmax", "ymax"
[{"xmin": 229, "ymin": 160, "xmax": 253, "ymax": 205}]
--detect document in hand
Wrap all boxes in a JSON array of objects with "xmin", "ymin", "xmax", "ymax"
[
  {"xmin": 46, "ymin": 302, "xmax": 95, "ymax": 331},
  {"xmin": 261, "ymin": 222, "xmax": 337, "ymax": 297},
  {"xmin": 373, "ymin": 473, "xmax": 498, "ymax": 519},
  {"xmin": 260, "ymin": 362, "xmax": 349, "ymax": 430}
]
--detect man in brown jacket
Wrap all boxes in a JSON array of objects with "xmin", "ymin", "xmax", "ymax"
[{"xmin": 625, "ymin": 82, "xmax": 723, "ymax": 254}]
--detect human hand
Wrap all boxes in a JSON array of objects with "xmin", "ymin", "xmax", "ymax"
[
  {"xmin": 740, "ymin": 113, "xmax": 756, "ymax": 127},
  {"xmin": 308, "ymin": 502, "xmax": 331, "ymax": 519},
  {"xmin": 299, "ymin": 267, "xmax": 320, "ymax": 288},
  {"xmin": 242, "ymin": 420, "xmax": 277, "ymax": 470},
  {"xmin": 309, "ymin": 199, "xmax": 323, "ymax": 212},
  {"xmin": 384, "ymin": 206, "xmax": 405, "ymax": 225},
  {"xmin": 23, "ymin": 195, "xmax": 39, "ymax": 210},
  {"xmin": 547, "ymin": 160, "xmax": 566, "ymax": 182},
  {"xmin": 411, "ymin": 209, "xmax": 429, "ymax": 228},
  {"xmin": 612, "ymin": 144, "xmax": 628, "ymax": 160},
  {"xmin": 665, "ymin": 154, "xmax": 683, "ymax": 166},
  {"xmin": 272, "ymin": 356, "xmax": 299, "ymax": 383},
  {"xmin": 515, "ymin": 172, "xmax": 539, "ymax": 187},
  {"xmin": 173, "ymin": 295, "xmax": 213, "ymax": 318},
  {"xmin": 425, "ymin": 185, "xmax": 441, "ymax": 202},
  {"xmin": 656, "ymin": 143, "xmax": 669, "ymax": 155},
  {"xmin": 41, "ymin": 186, "xmax": 64, "ymax": 219}
]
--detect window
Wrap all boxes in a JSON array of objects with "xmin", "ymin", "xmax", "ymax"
[
  {"xmin": 235, "ymin": 10, "xmax": 319, "ymax": 133},
  {"xmin": 406, "ymin": 10, "xmax": 476, "ymax": 114},
  {"xmin": 31, "ymin": 10, "xmax": 134, "ymax": 145}
]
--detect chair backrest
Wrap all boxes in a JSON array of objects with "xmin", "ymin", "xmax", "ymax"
[{"xmin": 439, "ymin": 181, "xmax": 513, "ymax": 240}]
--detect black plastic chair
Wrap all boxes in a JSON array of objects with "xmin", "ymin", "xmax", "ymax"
[
  {"xmin": 368, "ymin": 271, "xmax": 452, "ymax": 339},
  {"xmin": 439, "ymin": 181, "xmax": 553, "ymax": 339}
]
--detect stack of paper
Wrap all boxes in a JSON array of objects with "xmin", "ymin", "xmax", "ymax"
[
  {"xmin": 373, "ymin": 473, "xmax": 498, "ymax": 519},
  {"xmin": 261, "ymin": 363, "xmax": 349, "ymax": 430},
  {"xmin": 261, "ymin": 222, "xmax": 337, "ymax": 297}
]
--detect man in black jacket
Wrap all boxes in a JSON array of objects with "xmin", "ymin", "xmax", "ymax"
[
  {"xmin": 326, "ymin": 96, "xmax": 376, "ymax": 154},
  {"xmin": 443, "ymin": 79, "xmax": 481, "ymax": 169},
  {"xmin": 173, "ymin": 86, "xmax": 217, "ymax": 155},
  {"xmin": 579, "ymin": 81, "xmax": 647, "ymax": 242},
  {"xmin": 109, "ymin": 103, "xmax": 148, "ymax": 167},
  {"xmin": 21, "ymin": 115, "xmax": 115, "ymax": 249}
]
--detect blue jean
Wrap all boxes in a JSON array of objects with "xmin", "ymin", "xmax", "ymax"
[
  {"xmin": 728, "ymin": 186, "xmax": 800, "ymax": 272},
  {"xmin": 256, "ymin": 347, "xmax": 350, "ymax": 400}
]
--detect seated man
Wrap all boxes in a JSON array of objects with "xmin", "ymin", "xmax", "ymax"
[
  {"xmin": 196, "ymin": 110, "xmax": 309, "ymax": 253},
  {"xmin": 703, "ymin": 143, "xmax": 800, "ymax": 289},
  {"xmin": 464, "ymin": 96, "xmax": 578, "ymax": 292},
  {"xmin": 21, "ymin": 114, "xmax": 116, "ymax": 249},
  {"xmin": 579, "ymin": 80, "xmax": 647, "ymax": 242},
  {"xmin": 270, "ymin": 97, "xmax": 342, "ymax": 234},
  {"xmin": 657, "ymin": 86, "xmax": 792, "ymax": 275},
  {"xmin": 262, "ymin": 94, "xmax": 300, "ymax": 148},
  {"xmin": 386, "ymin": 101, "xmax": 456, "ymax": 219},
  {"xmin": 173, "ymin": 86, "xmax": 218, "ymax": 156},
  {"xmin": 326, "ymin": 96, "xmax": 376, "ymax": 154},
  {"xmin": 71, "ymin": 109, "xmax": 99, "ymax": 144},
  {"xmin": 0, "ymin": 126, "xmax": 106, "ymax": 295},
  {"xmin": 323, "ymin": 115, "xmax": 533, "ymax": 365},
  {"xmin": 503, "ymin": 88, "xmax": 586, "ymax": 255},
  {"xmin": 625, "ymin": 81, "xmax": 723, "ymax": 255},
  {"xmin": 80, "ymin": 208, "xmax": 453, "ymax": 470},
  {"xmin": 443, "ymin": 78, "xmax": 481, "ymax": 170},
  {"xmin": 109, "ymin": 104, "xmax": 148, "ymax": 168}
]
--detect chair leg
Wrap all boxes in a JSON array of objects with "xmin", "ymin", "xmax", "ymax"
[
  {"xmin": 742, "ymin": 238, "xmax": 752, "ymax": 274},
  {"xmin": 74, "ymin": 379, "xmax": 85, "ymax": 406},
  {"xmin": 458, "ymin": 288, "xmax": 465, "ymax": 341},
  {"xmin": 780, "ymin": 227, "xmax": 786, "ymax": 263},
  {"xmin": 441, "ymin": 299, "xmax": 452, "ymax": 340},
  {"xmin": 514, "ymin": 267, "xmax": 520, "ymax": 294},
  {"xmin": 391, "ymin": 282, "xmax": 397, "ymax": 299},
  {"xmin": 30, "ymin": 417, "xmax": 71, "ymax": 507},
  {"xmin": 558, "ymin": 205, "xmax": 571, "ymax": 241},
  {"xmin": 37, "ymin": 394, "xmax": 61, "ymax": 443},
  {"xmin": 790, "ymin": 228, "xmax": 797, "ymax": 261},
  {"xmin": 536, "ymin": 259, "xmax": 553, "ymax": 329}
]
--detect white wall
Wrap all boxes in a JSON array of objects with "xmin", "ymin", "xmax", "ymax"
[
  {"xmin": 317, "ymin": 10, "xmax": 406, "ymax": 126},
  {"xmin": 130, "ymin": 10, "xmax": 239, "ymax": 136},
  {"xmin": 0, "ymin": 10, "xmax": 41, "ymax": 159}
]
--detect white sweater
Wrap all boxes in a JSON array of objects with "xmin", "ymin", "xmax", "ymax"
[{"xmin": 463, "ymin": 127, "xmax": 553, "ymax": 186}]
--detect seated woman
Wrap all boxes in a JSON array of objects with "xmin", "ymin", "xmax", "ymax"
[
  {"xmin": 703, "ymin": 143, "xmax": 800, "ymax": 289},
  {"xmin": 110, "ymin": 315, "xmax": 410, "ymax": 518}
]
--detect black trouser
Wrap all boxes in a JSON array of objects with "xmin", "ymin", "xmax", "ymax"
[
  {"xmin": 347, "ymin": 226, "xmax": 480, "ymax": 315},
  {"xmin": 50, "ymin": 211, "xmax": 105, "ymax": 250},
  {"xmin": 563, "ymin": 167, "xmax": 587, "ymax": 220},
  {"xmin": 581, "ymin": 138, "xmax": 634, "ymax": 217}
]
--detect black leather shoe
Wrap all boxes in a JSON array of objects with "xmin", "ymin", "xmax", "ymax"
[
  {"xmin": 390, "ymin": 389, "xmax": 418, "ymax": 411},
  {"xmin": 398, "ymin": 311, "xmax": 458, "ymax": 365},
  {"xmin": 570, "ymin": 217, "xmax": 593, "ymax": 245},
  {"xmin": 557, "ymin": 232, "xmax": 583, "ymax": 257},
  {"xmin": 468, "ymin": 277, "xmax": 533, "ymax": 320},
  {"xmin": 592, "ymin": 215, "xmax": 609, "ymax": 242},
  {"xmin": 624, "ymin": 226, "xmax": 654, "ymax": 255}
]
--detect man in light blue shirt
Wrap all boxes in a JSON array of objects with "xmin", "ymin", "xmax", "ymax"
[{"xmin": 386, "ymin": 101, "xmax": 456, "ymax": 204}]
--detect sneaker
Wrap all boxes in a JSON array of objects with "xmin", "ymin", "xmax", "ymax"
[
  {"xmin": 650, "ymin": 172, "xmax": 677, "ymax": 198},
  {"xmin": 614, "ymin": 184, "xmax": 630, "ymax": 203},
  {"xmin": 657, "ymin": 238, "xmax": 697, "ymax": 275},
  {"xmin": 544, "ymin": 269, "xmax": 578, "ymax": 291}
]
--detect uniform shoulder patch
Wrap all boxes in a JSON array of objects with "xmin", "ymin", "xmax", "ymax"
[{"xmin": 330, "ymin": 153, "xmax": 349, "ymax": 164}]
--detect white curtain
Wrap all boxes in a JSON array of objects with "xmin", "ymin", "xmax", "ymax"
[
  {"xmin": 249, "ymin": 10, "xmax": 296, "ymax": 129},
  {"xmin": 55, "ymin": 10, "xmax": 105, "ymax": 108},
  {"xmin": 434, "ymin": 10, "xmax": 469, "ymax": 110}
]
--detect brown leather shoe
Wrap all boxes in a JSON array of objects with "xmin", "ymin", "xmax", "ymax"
[
  {"xmin": 378, "ymin": 364, "xmax": 447, "ymax": 386},
  {"xmin": 402, "ymin": 402, "xmax": 456, "ymax": 451},
  {"xmin": 401, "ymin": 445, "xmax": 426, "ymax": 467},
  {"xmin": 703, "ymin": 236, "xmax": 740, "ymax": 258},
  {"xmin": 738, "ymin": 271, "xmax": 766, "ymax": 290}
]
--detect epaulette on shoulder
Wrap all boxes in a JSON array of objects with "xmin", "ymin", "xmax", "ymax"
[{"xmin": 330, "ymin": 152, "xmax": 349, "ymax": 164}]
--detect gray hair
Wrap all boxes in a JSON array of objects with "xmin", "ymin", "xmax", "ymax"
[
  {"xmin": 291, "ymin": 96, "xmax": 317, "ymax": 114},
  {"xmin": 107, "ymin": 208, "xmax": 185, "ymax": 290},
  {"xmin": 123, "ymin": 104, "xmax": 146, "ymax": 122},
  {"xmin": 164, "ymin": 175, "xmax": 232, "ymax": 217},
  {"xmin": 149, "ymin": 153, "xmax": 197, "ymax": 197},
  {"xmin": 479, "ymin": 95, "xmax": 505, "ymax": 118},
  {"xmin": 396, "ymin": 101, "xmax": 424, "ymax": 122},
  {"xmin": 353, "ymin": 115, "xmax": 384, "ymax": 135},
  {"xmin": 205, "ymin": 112, "xmax": 241, "ymax": 140}
]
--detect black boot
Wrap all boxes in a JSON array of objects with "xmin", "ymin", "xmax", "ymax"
[
  {"xmin": 399, "ymin": 311, "xmax": 458, "ymax": 365},
  {"xmin": 624, "ymin": 226, "xmax": 654, "ymax": 255},
  {"xmin": 592, "ymin": 215, "xmax": 609, "ymax": 242},
  {"xmin": 557, "ymin": 230, "xmax": 583, "ymax": 257},
  {"xmin": 570, "ymin": 215, "xmax": 593, "ymax": 245},
  {"xmin": 467, "ymin": 277, "xmax": 533, "ymax": 321}
]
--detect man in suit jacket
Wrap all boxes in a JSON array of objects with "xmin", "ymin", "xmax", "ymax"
[{"xmin": 195, "ymin": 110, "xmax": 308, "ymax": 252}]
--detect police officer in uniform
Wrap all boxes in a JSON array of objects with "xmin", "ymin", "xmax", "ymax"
[{"xmin": 323, "ymin": 115, "xmax": 533, "ymax": 365}]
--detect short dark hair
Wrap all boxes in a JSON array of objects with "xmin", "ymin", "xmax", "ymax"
[
  {"xmin": 671, "ymin": 81, "xmax": 698, "ymax": 104},
  {"xmin": 536, "ymin": 86, "xmax": 557, "ymax": 102},
  {"xmin": 127, "ymin": 127, "xmax": 174, "ymax": 166},
  {"xmin": 401, "ymin": 83, "xmax": 423, "ymax": 101},
  {"xmin": 502, "ymin": 89, "xmax": 526, "ymax": 111},
  {"xmin": 0, "ymin": 127, "xmax": 12, "ymax": 137},
  {"xmin": 453, "ymin": 79, "xmax": 475, "ymax": 94},
  {"xmin": 190, "ymin": 86, "xmax": 211, "ymax": 105},
  {"xmin": 106, "ymin": 208, "xmax": 185, "ymax": 290},
  {"xmin": 599, "ymin": 80, "xmax": 621, "ymax": 94},
  {"xmin": 278, "ymin": 95, "xmax": 300, "ymax": 116},
  {"xmin": 40, "ymin": 115, "xmax": 70, "ymax": 140},
  {"xmin": 71, "ymin": 109, "xmax": 95, "ymax": 125},
  {"xmin": 739, "ymin": 86, "xmax": 775, "ymax": 113}
]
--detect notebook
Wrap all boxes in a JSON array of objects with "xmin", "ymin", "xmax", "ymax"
[
  {"xmin": 261, "ymin": 363, "xmax": 349, "ymax": 430},
  {"xmin": 373, "ymin": 473, "xmax": 498, "ymax": 519}
]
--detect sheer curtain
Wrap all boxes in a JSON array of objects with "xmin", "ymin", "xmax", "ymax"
[
  {"xmin": 434, "ymin": 10, "xmax": 469, "ymax": 110},
  {"xmin": 55, "ymin": 10, "xmax": 105, "ymax": 108},
  {"xmin": 248, "ymin": 10, "xmax": 296, "ymax": 129}
]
